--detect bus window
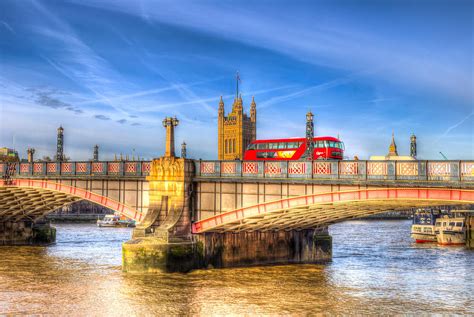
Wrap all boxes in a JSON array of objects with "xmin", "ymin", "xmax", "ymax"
[
  {"xmin": 247, "ymin": 143, "xmax": 256, "ymax": 150},
  {"xmin": 257, "ymin": 151, "xmax": 276, "ymax": 158},
  {"xmin": 278, "ymin": 142, "xmax": 287, "ymax": 149},
  {"xmin": 268, "ymin": 143, "xmax": 278, "ymax": 150},
  {"xmin": 329, "ymin": 141, "xmax": 335, "ymax": 148},
  {"xmin": 257, "ymin": 143, "xmax": 267, "ymax": 150}
]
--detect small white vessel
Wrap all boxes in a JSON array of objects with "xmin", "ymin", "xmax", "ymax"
[
  {"xmin": 435, "ymin": 216, "xmax": 466, "ymax": 246},
  {"xmin": 410, "ymin": 210, "xmax": 440, "ymax": 243},
  {"xmin": 97, "ymin": 214, "xmax": 135, "ymax": 228}
]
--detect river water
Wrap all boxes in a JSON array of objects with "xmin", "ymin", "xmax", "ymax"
[{"xmin": 0, "ymin": 220, "xmax": 472, "ymax": 315}]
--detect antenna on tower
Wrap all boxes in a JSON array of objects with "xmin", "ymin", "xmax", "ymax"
[{"xmin": 236, "ymin": 71, "xmax": 241, "ymax": 98}]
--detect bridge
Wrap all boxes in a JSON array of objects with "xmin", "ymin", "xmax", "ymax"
[{"xmin": 1, "ymin": 124, "xmax": 473, "ymax": 272}]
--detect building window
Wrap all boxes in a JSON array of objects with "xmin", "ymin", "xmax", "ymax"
[{"xmin": 225, "ymin": 140, "xmax": 228, "ymax": 154}]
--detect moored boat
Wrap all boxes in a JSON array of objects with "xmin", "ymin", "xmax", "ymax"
[
  {"xmin": 97, "ymin": 214, "xmax": 136, "ymax": 228},
  {"xmin": 435, "ymin": 216, "xmax": 466, "ymax": 245},
  {"xmin": 411, "ymin": 210, "xmax": 440, "ymax": 243}
]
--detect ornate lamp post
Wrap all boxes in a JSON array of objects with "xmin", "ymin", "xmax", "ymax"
[
  {"xmin": 181, "ymin": 141, "xmax": 187, "ymax": 159},
  {"xmin": 304, "ymin": 111, "xmax": 314, "ymax": 160},
  {"xmin": 162, "ymin": 116, "xmax": 179, "ymax": 157}
]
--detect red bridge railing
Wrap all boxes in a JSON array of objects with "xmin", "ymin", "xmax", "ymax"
[
  {"xmin": 195, "ymin": 160, "xmax": 474, "ymax": 183},
  {"xmin": 0, "ymin": 161, "xmax": 152, "ymax": 178}
]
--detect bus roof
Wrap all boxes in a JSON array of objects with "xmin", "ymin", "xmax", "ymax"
[{"xmin": 250, "ymin": 136, "xmax": 341, "ymax": 143}]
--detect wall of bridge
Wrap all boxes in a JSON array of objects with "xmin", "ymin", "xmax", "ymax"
[
  {"xmin": 195, "ymin": 181, "xmax": 366, "ymax": 221},
  {"xmin": 0, "ymin": 161, "xmax": 151, "ymax": 215},
  {"xmin": 193, "ymin": 160, "xmax": 474, "ymax": 221},
  {"xmin": 44, "ymin": 178, "xmax": 150, "ymax": 214}
]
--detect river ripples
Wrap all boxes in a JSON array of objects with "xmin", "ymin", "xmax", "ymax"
[{"xmin": 0, "ymin": 220, "xmax": 472, "ymax": 315}]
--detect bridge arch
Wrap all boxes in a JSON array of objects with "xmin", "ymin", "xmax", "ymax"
[
  {"xmin": 192, "ymin": 188, "xmax": 474, "ymax": 233},
  {"xmin": 0, "ymin": 179, "xmax": 144, "ymax": 223}
]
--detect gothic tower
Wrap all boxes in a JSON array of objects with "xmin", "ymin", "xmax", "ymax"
[
  {"xmin": 56, "ymin": 126, "xmax": 64, "ymax": 162},
  {"xmin": 410, "ymin": 133, "xmax": 417, "ymax": 158},
  {"xmin": 217, "ymin": 94, "xmax": 257, "ymax": 160},
  {"xmin": 388, "ymin": 132, "xmax": 398, "ymax": 156},
  {"xmin": 27, "ymin": 148, "xmax": 35, "ymax": 163}
]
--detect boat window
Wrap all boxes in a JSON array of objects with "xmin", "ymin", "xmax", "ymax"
[
  {"xmin": 456, "ymin": 222, "xmax": 463, "ymax": 227},
  {"xmin": 435, "ymin": 222, "xmax": 441, "ymax": 227},
  {"xmin": 449, "ymin": 222, "xmax": 455, "ymax": 227}
]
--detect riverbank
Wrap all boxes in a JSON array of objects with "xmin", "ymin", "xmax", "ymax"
[{"xmin": 45, "ymin": 214, "xmax": 103, "ymax": 222}]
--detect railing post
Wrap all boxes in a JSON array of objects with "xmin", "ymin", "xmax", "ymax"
[
  {"xmin": 196, "ymin": 160, "xmax": 201, "ymax": 177},
  {"xmin": 363, "ymin": 161, "xmax": 367, "ymax": 180},
  {"xmin": 394, "ymin": 161, "xmax": 397, "ymax": 180}
]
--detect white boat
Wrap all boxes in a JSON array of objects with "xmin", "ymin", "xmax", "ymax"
[
  {"xmin": 435, "ymin": 216, "xmax": 466, "ymax": 246},
  {"xmin": 410, "ymin": 210, "xmax": 440, "ymax": 243},
  {"xmin": 97, "ymin": 214, "xmax": 135, "ymax": 228}
]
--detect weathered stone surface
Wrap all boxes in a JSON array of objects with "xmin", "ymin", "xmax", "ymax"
[
  {"xmin": 197, "ymin": 229, "xmax": 332, "ymax": 268},
  {"xmin": 0, "ymin": 221, "xmax": 56, "ymax": 245},
  {"xmin": 122, "ymin": 238, "xmax": 202, "ymax": 273}
]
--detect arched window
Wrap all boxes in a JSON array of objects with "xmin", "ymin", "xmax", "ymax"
[{"xmin": 225, "ymin": 139, "xmax": 228, "ymax": 154}]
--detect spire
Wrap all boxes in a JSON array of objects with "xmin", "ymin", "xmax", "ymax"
[
  {"xmin": 250, "ymin": 96, "xmax": 256, "ymax": 121},
  {"xmin": 388, "ymin": 132, "xmax": 398, "ymax": 156},
  {"xmin": 218, "ymin": 96, "xmax": 224, "ymax": 116}
]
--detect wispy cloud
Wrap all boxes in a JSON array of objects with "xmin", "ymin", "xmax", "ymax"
[
  {"xmin": 258, "ymin": 71, "xmax": 369, "ymax": 109},
  {"xmin": 71, "ymin": 0, "xmax": 471, "ymax": 102},
  {"xmin": 1, "ymin": 21, "xmax": 15, "ymax": 34},
  {"xmin": 435, "ymin": 111, "xmax": 474, "ymax": 143},
  {"xmin": 29, "ymin": 88, "xmax": 84, "ymax": 115},
  {"xmin": 94, "ymin": 114, "xmax": 110, "ymax": 120}
]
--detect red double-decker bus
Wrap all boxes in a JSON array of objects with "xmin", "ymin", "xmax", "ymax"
[{"xmin": 243, "ymin": 136, "xmax": 344, "ymax": 160}]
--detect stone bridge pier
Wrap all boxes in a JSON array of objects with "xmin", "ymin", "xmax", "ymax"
[{"xmin": 122, "ymin": 117, "xmax": 331, "ymax": 273}]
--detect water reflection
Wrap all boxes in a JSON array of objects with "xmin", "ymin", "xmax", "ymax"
[{"xmin": 0, "ymin": 221, "xmax": 472, "ymax": 315}]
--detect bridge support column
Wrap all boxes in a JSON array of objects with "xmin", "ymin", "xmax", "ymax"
[
  {"xmin": 196, "ymin": 228, "xmax": 332, "ymax": 268},
  {"xmin": 0, "ymin": 220, "xmax": 56, "ymax": 245},
  {"xmin": 122, "ymin": 155, "xmax": 200, "ymax": 273}
]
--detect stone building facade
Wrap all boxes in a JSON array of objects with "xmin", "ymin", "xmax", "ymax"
[{"xmin": 217, "ymin": 95, "xmax": 257, "ymax": 160}]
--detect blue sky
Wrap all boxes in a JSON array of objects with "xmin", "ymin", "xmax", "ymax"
[{"xmin": 0, "ymin": 0, "xmax": 472, "ymax": 160}]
